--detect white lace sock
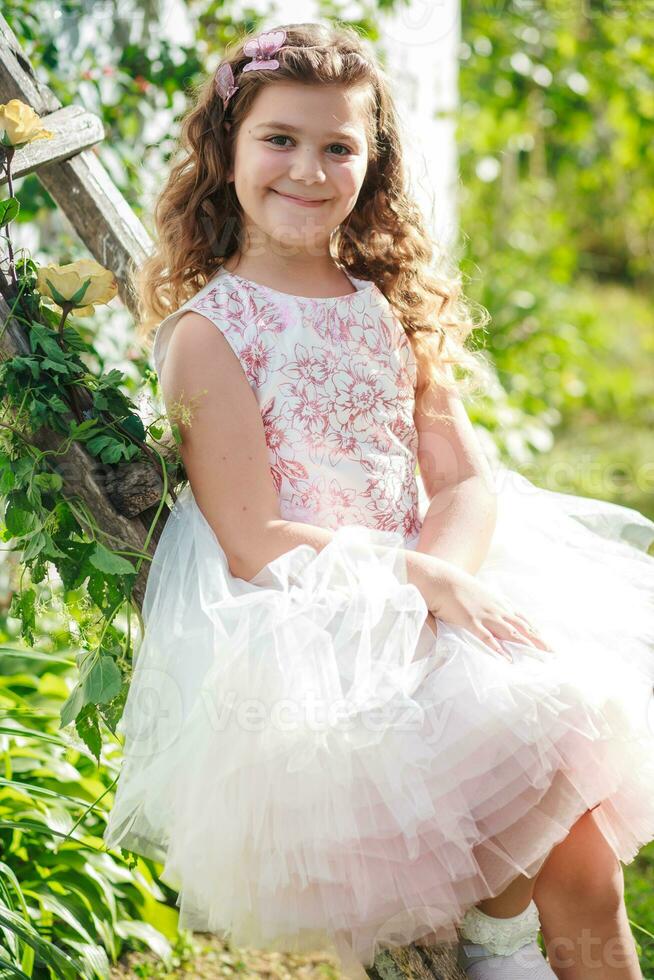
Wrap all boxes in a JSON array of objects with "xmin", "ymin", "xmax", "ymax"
[{"xmin": 457, "ymin": 900, "xmax": 558, "ymax": 979}]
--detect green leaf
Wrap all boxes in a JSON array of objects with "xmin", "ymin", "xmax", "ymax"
[
  {"xmin": 60, "ymin": 682, "xmax": 86, "ymax": 728},
  {"xmin": 83, "ymin": 655, "xmax": 122, "ymax": 705},
  {"xmin": 7, "ymin": 588, "xmax": 36, "ymax": 643},
  {"xmin": 29, "ymin": 324, "xmax": 69, "ymax": 364},
  {"xmin": 0, "ymin": 196, "xmax": 20, "ymax": 227},
  {"xmin": 33, "ymin": 472, "xmax": 64, "ymax": 493},
  {"xmin": 64, "ymin": 941, "xmax": 110, "ymax": 980},
  {"xmin": 41, "ymin": 356, "xmax": 71, "ymax": 374},
  {"xmin": 0, "ymin": 465, "xmax": 16, "ymax": 493},
  {"xmin": 46, "ymin": 393, "xmax": 71, "ymax": 413},
  {"xmin": 4, "ymin": 496, "xmax": 35, "ymax": 536},
  {"xmin": 120, "ymin": 413, "xmax": 146, "ymax": 442},
  {"xmin": 21, "ymin": 530, "xmax": 48, "ymax": 562},
  {"xmin": 75, "ymin": 704, "xmax": 102, "ymax": 761},
  {"xmin": 42, "ymin": 531, "xmax": 68, "ymax": 560},
  {"xmin": 114, "ymin": 919, "xmax": 173, "ymax": 966},
  {"xmin": 85, "ymin": 434, "xmax": 117, "ymax": 460},
  {"xmin": 68, "ymin": 419, "xmax": 100, "ymax": 438},
  {"xmin": 0, "ymin": 906, "xmax": 82, "ymax": 978},
  {"xmin": 88, "ymin": 543, "xmax": 135, "ymax": 576},
  {"xmin": 100, "ymin": 442, "xmax": 127, "ymax": 463},
  {"xmin": 30, "ymin": 557, "xmax": 48, "ymax": 583},
  {"xmin": 62, "ymin": 651, "xmax": 122, "ymax": 725},
  {"xmin": 86, "ymin": 568, "xmax": 125, "ymax": 615},
  {"xmin": 0, "ymin": 954, "xmax": 31, "ymax": 978}
]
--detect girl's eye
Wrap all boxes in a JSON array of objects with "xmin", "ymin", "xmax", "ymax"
[
  {"xmin": 265, "ymin": 136, "xmax": 352, "ymax": 156},
  {"xmin": 328, "ymin": 144, "xmax": 352, "ymax": 156}
]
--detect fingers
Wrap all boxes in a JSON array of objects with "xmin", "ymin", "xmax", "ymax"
[
  {"xmin": 488, "ymin": 598, "xmax": 551, "ymax": 651},
  {"xmin": 480, "ymin": 612, "xmax": 554, "ymax": 659},
  {"xmin": 500, "ymin": 615, "xmax": 544, "ymax": 649},
  {"xmin": 504, "ymin": 612, "xmax": 554, "ymax": 652},
  {"xmin": 473, "ymin": 623, "xmax": 514, "ymax": 662}
]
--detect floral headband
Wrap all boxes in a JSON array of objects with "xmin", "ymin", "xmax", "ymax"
[{"xmin": 214, "ymin": 29, "xmax": 287, "ymax": 111}]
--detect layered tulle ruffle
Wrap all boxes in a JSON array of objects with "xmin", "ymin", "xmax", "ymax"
[{"xmin": 103, "ymin": 463, "xmax": 654, "ymax": 980}]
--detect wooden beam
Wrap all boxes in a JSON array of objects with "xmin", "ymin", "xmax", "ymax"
[
  {"xmin": 0, "ymin": 105, "xmax": 104, "ymax": 180},
  {"xmin": 370, "ymin": 942, "xmax": 464, "ymax": 980}
]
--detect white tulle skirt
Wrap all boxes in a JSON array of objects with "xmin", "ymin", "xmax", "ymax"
[{"xmin": 103, "ymin": 464, "xmax": 654, "ymax": 980}]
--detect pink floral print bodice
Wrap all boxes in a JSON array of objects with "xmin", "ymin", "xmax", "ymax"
[{"xmin": 153, "ymin": 266, "xmax": 423, "ymax": 544}]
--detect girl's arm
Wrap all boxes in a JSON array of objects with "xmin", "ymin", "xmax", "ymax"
[
  {"xmin": 414, "ymin": 364, "xmax": 498, "ymax": 576},
  {"xmin": 417, "ymin": 478, "xmax": 497, "ymax": 576},
  {"xmin": 159, "ymin": 312, "xmax": 448, "ymax": 599}
]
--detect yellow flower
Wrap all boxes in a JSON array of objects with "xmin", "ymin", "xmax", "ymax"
[
  {"xmin": 36, "ymin": 259, "xmax": 118, "ymax": 316},
  {"xmin": 0, "ymin": 99, "xmax": 54, "ymax": 147}
]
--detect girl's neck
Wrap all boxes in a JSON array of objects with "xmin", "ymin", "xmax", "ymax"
[{"xmin": 222, "ymin": 254, "xmax": 355, "ymax": 298}]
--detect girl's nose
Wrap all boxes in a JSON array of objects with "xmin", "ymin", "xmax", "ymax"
[{"xmin": 288, "ymin": 149, "xmax": 326, "ymax": 183}]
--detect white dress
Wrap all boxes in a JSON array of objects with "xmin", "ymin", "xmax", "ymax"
[{"xmin": 103, "ymin": 265, "xmax": 654, "ymax": 980}]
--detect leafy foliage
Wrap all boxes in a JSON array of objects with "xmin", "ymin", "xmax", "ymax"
[
  {"xmin": 457, "ymin": 0, "xmax": 654, "ymax": 491},
  {"xmin": 0, "ymin": 265, "xmax": 177, "ymax": 758},
  {"xmin": 0, "ymin": 623, "xmax": 179, "ymax": 976}
]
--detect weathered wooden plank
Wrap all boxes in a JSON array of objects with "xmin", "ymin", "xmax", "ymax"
[
  {"xmin": 0, "ymin": 15, "xmax": 59, "ymax": 113},
  {"xmin": 0, "ymin": 105, "xmax": 105, "ymax": 180},
  {"xmin": 369, "ymin": 941, "xmax": 464, "ymax": 980},
  {"xmin": 0, "ymin": 14, "xmax": 150, "ymax": 316},
  {"xmin": 37, "ymin": 150, "xmax": 152, "ymax": 315}
]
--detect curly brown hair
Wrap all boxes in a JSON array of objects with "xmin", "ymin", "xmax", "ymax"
[{"xmin": 133, "ymin": 20, "xmax": 491, "ymax": 420}]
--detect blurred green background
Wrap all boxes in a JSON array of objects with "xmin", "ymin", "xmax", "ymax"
[
  {"xmin": 1, "ymin": 0, "xmax": 653, "ymax": 976},
  {"xmin": 457, "ymin": 0, "xmax": 654, "ymax": 525}
]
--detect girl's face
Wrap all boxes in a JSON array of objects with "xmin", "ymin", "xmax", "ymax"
[{"xmin": 227, "ymin": 80, "xmax": 371, "ymax": 255}]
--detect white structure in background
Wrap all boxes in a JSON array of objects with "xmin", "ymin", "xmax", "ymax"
[{"xmin": 375, "ymin": 1, "xmax": 460, "ymax": 251}]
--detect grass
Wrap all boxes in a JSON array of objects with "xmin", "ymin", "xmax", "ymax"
[{"xmin": 109, "ymin": 932, "xmax": 342, "ymax": 980}]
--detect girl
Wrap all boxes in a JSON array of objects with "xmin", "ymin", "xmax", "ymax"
[{"xmin": 104, "ymin": 21, "xmax": 654, "ymax": 980}]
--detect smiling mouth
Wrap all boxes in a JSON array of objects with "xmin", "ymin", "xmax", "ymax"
[{"xmin": 272, "ymin": 190, "xmax": 329, "ymax": 205}]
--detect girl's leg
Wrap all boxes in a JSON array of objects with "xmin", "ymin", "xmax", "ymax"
[
  {"xmin": 533, "ymin": 808, "xmax": 642, "ymax": 979},
  {"xmin": 477, "ymin": 871, "xmax": 537, "ymax": 916}
]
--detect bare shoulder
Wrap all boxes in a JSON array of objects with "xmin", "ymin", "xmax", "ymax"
[
  {"xmin": 160, "ymin": 309, "xmax": 245, "ymax": 401},
  {"xmin": 165, "ymin": 309, "xmax": 234, "ymax": 363}
]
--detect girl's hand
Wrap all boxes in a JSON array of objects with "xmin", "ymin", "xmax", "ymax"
[{"xmin": 428, "ymin": 565, "xmax": 553, "ymax": 661}]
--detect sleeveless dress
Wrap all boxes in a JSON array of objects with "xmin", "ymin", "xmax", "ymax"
[{"xmin": 103, "ymin": 265, "xmax": 654, "ymax": 980}]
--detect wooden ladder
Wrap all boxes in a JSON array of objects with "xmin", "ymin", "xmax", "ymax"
[{"xmin": 0, "ymin": 14, "xmax": 464, "ymax": 979}]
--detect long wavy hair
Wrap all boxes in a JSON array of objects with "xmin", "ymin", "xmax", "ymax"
[{"xmin": 133, "ymin": 20, "xmax": 492, "ymax": 420}]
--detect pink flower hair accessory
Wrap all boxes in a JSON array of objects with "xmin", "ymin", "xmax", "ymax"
[{"xmin": 215, "ymin": 29, "xmax": 287, "ymax": 111}]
